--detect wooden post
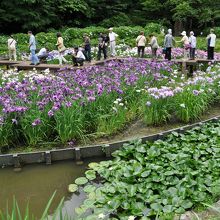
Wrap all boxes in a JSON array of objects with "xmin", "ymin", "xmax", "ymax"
[
  {"xmin": 45, "ymin": 151, "xmax": 52, "ymax": 165},
  {"xmin": 181, "ymin": 61, "xmax": 186, "ymax": 74}
]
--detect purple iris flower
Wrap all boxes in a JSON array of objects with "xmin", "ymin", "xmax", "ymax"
[{"xmin": 32, "ymin": 118, "xmax": 41, "ymax": 126}]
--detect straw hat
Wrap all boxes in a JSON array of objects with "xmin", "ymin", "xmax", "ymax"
[
  {"xmin": 108, "ymin": 27, "xmax": 113, "ymax": 31},
  {"xmin": 181, "ymin": 31, "xmax": 186, "ymax": 36}
]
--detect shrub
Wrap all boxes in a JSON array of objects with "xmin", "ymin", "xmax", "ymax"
[
  {"xmin": 144, "ymin": 22, "xmax": 162, "ymax": 35},
  {"xmin": 204, "ymin": 27, "xmax": 220, "ymax": 38}
]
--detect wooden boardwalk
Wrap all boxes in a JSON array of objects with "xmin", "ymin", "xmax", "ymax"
[
  {"xmin": 0, "ymin": 59, "xmax": 115, "ymax": 71},
  {"xmin": 0, "ymin": 58, "xmax": 219, "ymax": 72}
]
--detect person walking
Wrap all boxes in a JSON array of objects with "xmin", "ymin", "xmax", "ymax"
[
  {"xmin": 136, "ymin": 31, "xmax": 146, "ymax": 58},
  {"xmin": 164, "ymin": 29, "xmax": 175, "ymax": 61},
  {"xmin": 97, "ymin": 33, "xmax": 109, "ymax": 60},
  {"xmin": 179, "ymin": 31, "xmax": 190, "ymax": 60},
  {"xmin": 149, "ymin": 34, "xmax": 159, "ymax": 60},
  {"xmin": 56, "ymin": 32, "xmax": 68, "ymax": 66},
  {"xmin": 108, "ymin": 28, "xmax": 118, "ymax": 57},
  {"xmin": 83, "ymin": 34, "xmax": 91, "ymax": 62},
  {"xmin": 206, "ymin": 29, "xmax": 216, "ymax": 60},
  {"xmin": 7, "ymin": 35, "xmax": 17, "ymax": 61},
  {"xmin": 28, "ymin": 31, "xmax": 39, "ymax": 65},
  {"xmin": 189, "ymin": 31, "xmax": 197, "ymax": 60}
]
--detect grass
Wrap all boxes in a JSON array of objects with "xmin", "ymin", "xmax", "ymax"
[{"xmin": 0, "ymin": 192, "xmax": 69, "ymax": 220}]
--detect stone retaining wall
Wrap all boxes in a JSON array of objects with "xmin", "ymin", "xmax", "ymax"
[{"xmin": 0, "ymin": 116, "xmax": 219, "ymax": 168}]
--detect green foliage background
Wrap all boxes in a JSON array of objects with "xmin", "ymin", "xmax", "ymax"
[
  {"xmin": 0, "ymin": 25, "xmax": 219, "ymax": 57},
  {"xmin": 0, "ymin": 0, "xmax": 219, "ymax": 34}
]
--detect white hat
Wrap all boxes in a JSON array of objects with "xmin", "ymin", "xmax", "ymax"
[
  {"xmin": 181, "ymin": 31, "xmax": 186, "ymax": 36},
  {"xmin": 168, "ymin": 29, "xmax": 172, "ymax": 34},
  {"xmin": 108, "ymin": 27, "xmax": 113, "ymax": 31}
]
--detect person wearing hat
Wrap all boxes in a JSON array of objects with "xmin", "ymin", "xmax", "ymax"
[
  {"xmin": 178, "ymin": 31, "xmax": 190, "ymax": 60},
  {"xmin": 164, "ymin": 29, "xmax": 175, "ymax": 61},
  {"xmin": 72, "ymin": 46, "xmax": 86, "ymax": 66},
  {"xmin": 108, "ymin": 27, "xmax": 118, "ymax": 57},
  {"xmin": 189, "ymin": 31, "xmax": 197, "ymax": 60},
  {"xmin": 206, "ymin": 29, "xmax": 216, "ymax": 60},
  {"xmin": 7, "ymin": 35, "xmax": 17, "ymax": 61},
  {"xmin": 83, "ymin": 33, "xmax": 91, "ymax": 62}
]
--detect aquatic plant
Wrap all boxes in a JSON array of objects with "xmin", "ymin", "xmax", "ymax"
[{"xmin": 71, "ymin": 120, "xmax": 220, "ymax": 219}]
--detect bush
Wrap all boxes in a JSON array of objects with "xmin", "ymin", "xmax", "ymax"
[
  {"xmin": 204, "ymin": 27, "xmax": 220, "ymax": 38},
  {"xmin": 144, "ymin": 22, "xmax": 163, "ymax": 35},
  {"xmin": 0, "ymin": 25, "xmax": 219, "ymax": 56}
]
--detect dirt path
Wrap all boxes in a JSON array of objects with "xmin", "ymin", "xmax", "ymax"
[{"xmin": 87, "ymin": 103, "xmax": 220, "ymax": 146}]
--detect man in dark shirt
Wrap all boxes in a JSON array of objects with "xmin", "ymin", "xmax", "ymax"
[
  {"xmin": 83, "ymin": 33, "xmax": 91, "ymax": 62},
  {"xmin": 97, "ymin": 33, "xmax": 109, "ymax": 60}
]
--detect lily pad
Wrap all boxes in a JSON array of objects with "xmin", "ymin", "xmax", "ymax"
[
  {"xmin": 83, "ymin": 185, "xmax": 96, "ymax": 193},
  {"xmin": 85, "ymin": 170, "xmax": 96, "ymax": 180},
  {"xmin": 68, "ymin": 184, "xmax": 78, "ymax": 193},
  {"xmin": 88, "ymin": 162, "xmax": 99, "ymax": 170},
  {"xmin": 75, "ymin": 177, "xmax": 88, "ymax": 185}
]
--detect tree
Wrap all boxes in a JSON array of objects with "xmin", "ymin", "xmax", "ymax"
[{"xmin": 0, "ymin": 0, "xmax": 219, "ymax": 34}]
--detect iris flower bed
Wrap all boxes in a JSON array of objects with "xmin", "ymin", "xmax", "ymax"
[
  {"xmin": 0, "ymin": 59, "xmax": 220, "ymax": 149},
  {"xmin": 46, "ymin": 46, "xmax": 220, "ymax": 62},
  {"xmin": 70, "ymin": 120, "xmax": 220, "ymax": 220},
  {"xmin": 122, "ymin": 47, "xmax": 220, "ymax": 60}
]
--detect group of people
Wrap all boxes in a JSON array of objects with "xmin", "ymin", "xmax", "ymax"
[
  {"xmin": 136, "ymin": 28, "xmax": 217, "ymax": 61},
  {"xmin": 53, "ymin": 27, "xmax": 119, "ymax": 66},
  {"xmin": 136, "ymin": 32, "xmax": 159, "ymax": 59},
  {"xmin": 7, "ymin": 27, "xmax": 217, "ymax": 66},
  {"xmin": 8, "ymin": 31, "xmax": 45, "ymax": 65}
]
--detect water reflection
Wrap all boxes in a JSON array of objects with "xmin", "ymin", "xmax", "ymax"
[{"xmin": 0, "ymin": 159, "xmax": 99, "ymax": 218}]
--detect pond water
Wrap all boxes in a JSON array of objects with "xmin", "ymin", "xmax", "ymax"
[{"xmin": 0, "ymin": 159, "xmax": 102, "ymax": 219}]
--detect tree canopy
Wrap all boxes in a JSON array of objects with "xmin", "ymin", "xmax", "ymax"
[{"xmin": 0, "ymin": 0, "xmax": 219, "ymax": 34}]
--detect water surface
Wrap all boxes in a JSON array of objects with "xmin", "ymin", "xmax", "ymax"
[{"xmin": 0, "ymin": 159, "xmax": 97, "ymax": 218}]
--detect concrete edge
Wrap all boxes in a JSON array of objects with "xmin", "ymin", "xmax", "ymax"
[{"xmin": 1, "ymin": 115, "xmax": 220, "ymax": 168}]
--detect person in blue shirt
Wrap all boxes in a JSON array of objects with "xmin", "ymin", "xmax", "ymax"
[{"xmin": 28, "ymin": 31, "xmax": 39, "ymax": 65}]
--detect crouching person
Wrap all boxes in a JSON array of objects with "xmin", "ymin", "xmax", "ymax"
[
  {"xmin": 37, "ymin": 47, "xmax": 49, "ymax": 63},
  {"xmin": 72, "ymin": 46, "xmax": 86, "ymax": 66}
]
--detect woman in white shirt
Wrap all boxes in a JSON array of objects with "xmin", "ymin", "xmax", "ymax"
[
  {"xmin": 206, "ymin": 29, "xmax": 216, "ymax": 60},
  {"xmin": 72, "ymin": 46, "xmax": 86, "ymax": 66},
  {"xmin": 56, "ymin": 32, "xmax": 68, "ymax": 66},
  {"xmin": 136, "ymin": 31, "xmax": 146, "ymax": 58},
  {"xmin": 7, "ymin": 35, "xmax": 17, "ymax": 61},
  {"xmin": 108, "ymin": 28, "xmax": 118, "ymax": 57}
]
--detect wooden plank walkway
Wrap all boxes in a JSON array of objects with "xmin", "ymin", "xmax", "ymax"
[
  {"xmin": 12, "ymin": 61, "xmax": 70, "ymax": 71},
  {"xmin": 0, "ymin": 58, "xmax": 118, "ymax": 71},
  {"xmin": 0, "ymin": 58, "xmax": 219, "ymax": 72}
]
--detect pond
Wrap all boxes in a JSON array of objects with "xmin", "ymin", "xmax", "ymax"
[{"xmin": 0, "ymin": 159, "xmax": 103, "ymax": 218}]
